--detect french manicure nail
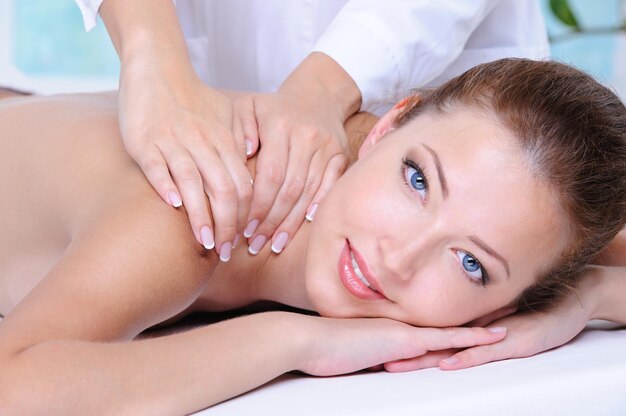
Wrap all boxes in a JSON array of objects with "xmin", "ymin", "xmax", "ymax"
[
  {"xmin": 219, "ymin": 241, "xmax": 232, "ymax": 262},
  {"xmin": 244, "ymin": 219, "xmax": 259, "ymax": 238},
  {"xmin": 168, "ymin": 191, "xmax": 182, "ymax": 208},
  {"xmin": 442, "ymin": 357, "xmax": 458, "ymax": 366},
  {"xmin": 200, "ymin": 226, "xmax": 215, "ymax": 250},
  {"xmin": 248, "ymin": 235, "xmax": 267, "ymax": 255},
  {"xmin": 233, "ymin": 234, "xmax": 240, "ymax": 249},
  {"xmin": 305, "ymin": 203, "xmax": 318, "ymax": 222},
  {"xmin": 489, "ymin": 326, "xmax": 507, "ymax": 334},
  {"xmin": 245, "ymin": 139, "xmax": 253, "ymax": 156},
  {"xmin": 271, "ymin": 232, "xmax": 289, "ymax": 254}
]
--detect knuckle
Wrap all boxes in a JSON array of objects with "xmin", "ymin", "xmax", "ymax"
[
  {"xmin": 238, "ymin": 182, "xmax": 254, "ymax": 202},
  {"xmin": 264, "ymin": 163, "xmax": 285, "ymax": 186},
  {"xmin": 174, "ymin": 164, "xmax": 201, "ymax": 184},
  {"xmin": 213, "ymin": 180, "xmax": 238, "ymax": 199},
  {"xmin": 297, "ymin": 126, "xmax": 319, "ymax": 142},
  {"xmin": 261, "ymin": 217, "xmax": 280, "ymax": 231},
  {"xmin": 301, "ymin": 175, "xmax": 319, "ymax": 197},
  {"xmin": 281, "ymin": 176, "xmax": 305, "ymax": 200},
  {"xmin": 184, "ymin": 205, "xmax": 207, "ymax": 222},
  {"xmin": 140, "ymin": 154, "xmax": 164, "ymax": 172},
  {"xmin": 273, "ymin": 118, "xmax": 290, "ymax": 134}
]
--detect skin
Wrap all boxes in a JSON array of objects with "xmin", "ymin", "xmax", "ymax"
[
  {"xmin": 303, "ymin": 106, "xmax": 568, "ymax": 327},
  {"xmin": 100, "ymin": 0, "xmax": 361, "ymax": 259},
  {"xmin": 0, "ymin": 91, "xmax": 621, "ymax": 413}
]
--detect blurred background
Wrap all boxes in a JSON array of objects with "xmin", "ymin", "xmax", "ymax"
[{"xmin": 1, "ymin": 0, "xmax": 625, "ymax": 99}]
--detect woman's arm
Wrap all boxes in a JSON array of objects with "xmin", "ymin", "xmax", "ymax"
[{"xmin": 0, "ymin": 174, "xmax": 504, "ymax": 413}]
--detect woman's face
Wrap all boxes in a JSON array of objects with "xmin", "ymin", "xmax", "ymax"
[{"xmin": 305, "ymin": 107, "xmax": 567, "ymax": 327}]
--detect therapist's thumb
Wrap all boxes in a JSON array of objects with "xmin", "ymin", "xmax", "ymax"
[{"xmin": 234, "ymin": 95, "xmax": 260, "ymax": 158}]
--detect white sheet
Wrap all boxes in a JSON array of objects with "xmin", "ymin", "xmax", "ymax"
[{"xmin": 198, "ymin": 321, "xmax": 626, "ymax": 415}]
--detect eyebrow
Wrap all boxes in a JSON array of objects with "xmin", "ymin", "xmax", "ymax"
[
  {"xmin": 469, "ymin": 235, "xmax": 511, "ymax": 279},
  {"xmin": 420, "ymin": 143, "xmax": 511, "ymax": 280},
  {"xmin": 422, "ymin": 144, "xmax": 449, "ymax": 199}
]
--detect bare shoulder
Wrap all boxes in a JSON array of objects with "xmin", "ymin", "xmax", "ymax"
[
  {"xmin": 0, "ymin": 188, "xmax": 217, "ymax": 354},
  {"xmin": 0, "ymin": 93, "xmax": 217, "ymax": 352}
]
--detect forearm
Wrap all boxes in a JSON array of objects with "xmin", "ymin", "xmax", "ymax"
[
  {"xmin": 99, "ymin": 0, "xmax": 193, "ymax": 77},
  {"xmin": 2, "ymin": 312, "xmax": 305, "ymax": 414}
]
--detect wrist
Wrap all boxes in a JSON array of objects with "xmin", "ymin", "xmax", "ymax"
[
  {"xmin": 100, "ymin": 0, "xmax": 194, "ymax": 83},
  {"xmin": 280, "ymin": 52, "xmax": 361, "ymax": 121},
  {"xmin": 260, "ymin": 312, "xmax": 317, "ymax": 372}
]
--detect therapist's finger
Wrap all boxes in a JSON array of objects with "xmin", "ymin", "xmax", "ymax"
[
  {"xmin": 253, "ymin": 137, "xmax": 316, "ymax": 254},
  {"xmin": 267, "ymin": 150, "xmax": 346, "ymax": 253},
  {"xmin": 233, "ymin": 95, "xmax": 260, "ymax": 159},
  {"xmin": 304, "ymin": 151, "xmax": 347, "ymax": 222},
  {"xmin": 134, "ymin": 144, "xmax": 183, "ymax": 209},
  {"xmin": 231, "ymin": 112, "xmax": 249, "ymax": 163},
  {"xmin": 189, "ymin": 142, "xmax": 242, "ymax": 261},
  {"xmin": 245, "ymin": 126, "xmax": 289, "ymax": 252},
  {"xmin": 158, "ymin": 143, "xmax": 215, "ymax": 250},
  {"xmin": 212, "ymin": 134, "xmax": 254, "ymax": 236}
]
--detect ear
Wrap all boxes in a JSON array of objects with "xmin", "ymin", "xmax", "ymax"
[{"xmin": 358, "ymin": 95, "xmax": 419, "ymax": 159}]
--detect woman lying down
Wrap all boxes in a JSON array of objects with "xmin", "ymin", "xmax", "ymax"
[{"xmin": 0, "ymin": 59, "xmax": 624, "ymax": 414}]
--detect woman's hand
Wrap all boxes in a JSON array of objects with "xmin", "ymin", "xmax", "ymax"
[
  {"xmin": 119, "ymin": 60, "xmax": 253, "ymax": 261},
  {"xmin": 233, "ymin": 52, "xmax": 361, "ymax": 254},
  {"xmin": 295, "ymin": 316, "xmax": 507, "ymax": 377},
  {"xmin": 383, "ymin": 267, "xmax": 606, "ymax": 372}
]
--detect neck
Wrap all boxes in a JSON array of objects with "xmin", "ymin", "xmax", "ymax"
[
  {"xmin": 251, "ymin": 221, "xmax": 315, "ymax": 309},
  {"xmin": 196, "ymin": 221, "xmax": 314, "ymax": 312},
  {"xmin": 194, "ymin": 111, "xmax": 378, "ymax": 313}
]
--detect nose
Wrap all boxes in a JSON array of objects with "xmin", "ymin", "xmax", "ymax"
[{"xmin": 378, "ymin": 225, "xmax": 439, "ymax": 282}]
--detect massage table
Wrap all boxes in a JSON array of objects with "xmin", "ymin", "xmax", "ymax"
[{"xmin": 197, "ymin": 320, "xmax": 626, "ymax": 415}]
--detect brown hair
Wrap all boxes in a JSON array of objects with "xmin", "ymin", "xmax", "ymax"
[{"xmin": 396, "ymin": 58, "xmax": 626, "ymax": 312}]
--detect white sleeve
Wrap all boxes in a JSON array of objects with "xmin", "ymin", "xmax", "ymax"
[
  {"xmin": 73, "ymin": 0, "xmax": 178, "ymax": 32},
  {"xmin": 313, "ymin": 0, "xmax": 500, "ymax": 112},
  {"xmin": 74, "ymin": 0, "xmax": 105, "ymax": 31}
]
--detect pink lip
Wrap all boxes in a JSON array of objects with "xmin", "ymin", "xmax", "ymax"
[{"xmin": 338, "ymin": 240, "xmax": 386, "ymax": 301}]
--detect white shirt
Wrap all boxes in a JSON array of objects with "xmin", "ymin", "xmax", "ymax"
[{"xmin": 76, "ymin": 0, "xmax": 548, "ymax": 114}]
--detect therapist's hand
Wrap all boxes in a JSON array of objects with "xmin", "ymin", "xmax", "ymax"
[
  {"xmin": 233, "ymin": 52, "xmax": 361, "ymax": 255},
  {"xmin": 383, "ymin": 267, "xmax": 605, "ymax": 372},
  {"xmin": 119, "ymin": 60, "xmax": 253, "ymax": 261}
]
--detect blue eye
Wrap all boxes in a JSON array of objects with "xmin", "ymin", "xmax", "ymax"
[
  {"xmin": 454, "ymin": 250, "xmax": 489, "ymax": 286},
  {"xmin": 402, "ymin": 158, "xmax": 428, "ymax": 199}
]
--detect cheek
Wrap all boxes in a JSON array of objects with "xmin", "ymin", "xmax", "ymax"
[{"xmin": 397, "ymin": 263, "xmax": 495, "ymax": 327}]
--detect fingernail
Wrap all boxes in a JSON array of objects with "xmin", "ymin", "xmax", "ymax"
[
  {"xmin": 200, "ymin": 226, "xmax": 215, "ymax": 250},
  {"xmin": 248, "ymin": 235, "xmax": 267, "ymax": 255},
  {"xmin": 305, "ymin": 203, "xmax": 318, "ymax": 222},
  {"xmin": 243, "ymin": 219, "xmax": 259, "ymax": 238},
  {"xmin": 233, "ymin": 234, "xmax": 240, "ymax": 249},
  {"xmin": 489, "ymin": 326, "xmax": 507, "ymax": 334},
  {"xmin": 245, "ymin": 139, "xmax": 253, "ymax": 156},
  {"xmin": 271, "ymin": 232, "xmax": 289, "ymax": 254},
  {"xmin": 441, "ymin": 357, "xmax": 458, "ymax": 366},
  {"xmin": 219, "ymin": 241, "xmax": 232, "ymax": 262},
  {"xmin": 168, "ymin": 191, "xmax": 182, "ymax": 208}
]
